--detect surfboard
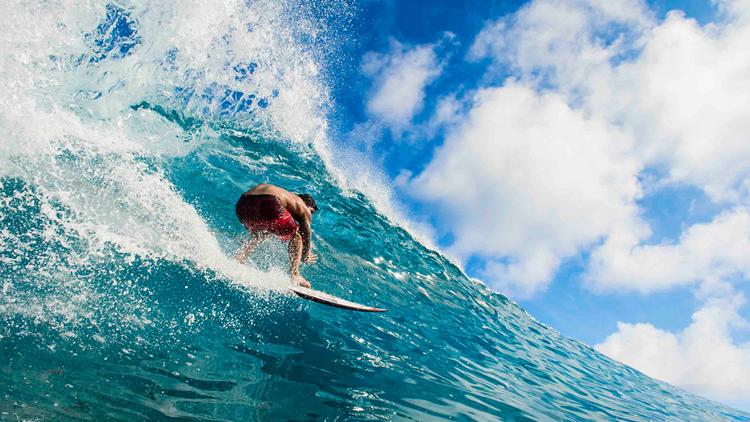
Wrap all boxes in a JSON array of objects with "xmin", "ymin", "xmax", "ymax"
[{"xmin": 289, "ymin": 286, "xmax": 387, "ymax": 312}]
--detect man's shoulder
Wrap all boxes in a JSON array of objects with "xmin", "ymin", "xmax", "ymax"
[
  {"xmin": 252, "ymin": 185, "xmax": 296, "ymax": 206},
  {"xmin": 248, "ymin": 183, "xmax": 289, "ymax": 196},
  {"xmin": 251, "ymin": 183, "xmax": 278, "ymax": 191},
  {"xmin": 281, "ymin": 193, "xmax": 308, "ymax": 217}
]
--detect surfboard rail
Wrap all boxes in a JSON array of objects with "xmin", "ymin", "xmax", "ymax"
[{"xmin": 289, "ymin": 286, "xmax": 387, "ymax": 312}]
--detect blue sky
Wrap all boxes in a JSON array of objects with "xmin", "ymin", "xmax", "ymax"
[{"xmin": 321, "ymin": 0, "xmax": 750, "ymax": 410}]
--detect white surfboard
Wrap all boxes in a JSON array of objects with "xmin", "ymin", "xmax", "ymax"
[{"xmin": 289, "ymin": 286, "xmax": 387, "ymax": 312}]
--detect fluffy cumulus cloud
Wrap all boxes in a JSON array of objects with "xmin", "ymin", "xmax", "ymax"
[
  {"xmin": 596, "ymin": 288, "xmax": 750, "ymax": 410},
  {"xmin": 415, "ymin": 0, "xmax": 750, "ymax": 295},
  {"xmin": 588, "ymin": 208, "xmax": 750, "ymax": 293},
  {"xmin": 413, "ymin": 83, "xmax": 642, "ymax": 297},
  {"xmin": 471, "ymin": 0, "xmax": 750, "ymax": 203},
  {"xmin": 469, "ymin": 0, "xmax": 652, "ymax": 89},
  {"xmin": 362, "ymin": 39, "xmax": 442, "ymax": 130},
  {"xmin": 408, "ymin": 0, "xmax": 750, "ymax": 405},
  {"xmin": 413, "ymin": 0, "xmax": 660, "ymax": 298},
  {"xmin": 599, "ymin": 8, "xmax": 750, "ymax": 203}
]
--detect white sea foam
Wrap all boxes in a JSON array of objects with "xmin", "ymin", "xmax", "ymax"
[
  {"xmin": 0, "ymin": 0, "xmax": 443, "ymax": 333},
  {"xmin": 0, "ymin": 1, "xmax": 334, "ymax": 306}
]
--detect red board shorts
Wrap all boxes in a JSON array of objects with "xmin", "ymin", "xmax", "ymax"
[{"xmin": 235, "ymin": 194, "xmax": 299, "ymax": 241}]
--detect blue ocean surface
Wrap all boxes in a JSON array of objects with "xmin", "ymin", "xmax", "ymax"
[{"xmin": 0, "ymin": 1, "xmax": 748, "ymax": 421}]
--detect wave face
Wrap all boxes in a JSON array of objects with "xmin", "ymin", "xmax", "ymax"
[{"xmin": 0, "ymin": 1, "xmax": 747, "ymax": 420}]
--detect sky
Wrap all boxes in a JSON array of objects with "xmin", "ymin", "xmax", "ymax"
[{"xmin": 322, "ymin": 0, "xmax": 750, "ymax": 411}]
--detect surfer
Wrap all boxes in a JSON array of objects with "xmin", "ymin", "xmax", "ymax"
[{"xmin": 234, "ymin": 184, "xmax": 318, "ymax": 287}]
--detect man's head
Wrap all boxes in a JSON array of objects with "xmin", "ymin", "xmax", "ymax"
[{"xmin": 297, "ymin": 193, "xmax": 318, "ymax": 214}]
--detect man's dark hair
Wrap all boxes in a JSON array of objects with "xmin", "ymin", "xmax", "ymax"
[{"xmin": 297, "ymin": 193, "xmax": 318, "ymax": 213}]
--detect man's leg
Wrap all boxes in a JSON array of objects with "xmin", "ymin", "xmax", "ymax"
[
  {"xmin": 288, "ymin": 231, "xmax": 311, "ymax": 287},
  {"xmin": 235, "ymin": 232, "xmax": 267, "ymax": 263}
]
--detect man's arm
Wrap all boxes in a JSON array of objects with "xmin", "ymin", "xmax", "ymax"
[
  {"xmin": 298, "ymin": 212, "xmax": 313, "ymax": 262},
  {"xmin": 284, "ymin": 196, "xmax": 314, "ymax": 262}
]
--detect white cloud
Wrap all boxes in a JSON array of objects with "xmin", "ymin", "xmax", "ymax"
[
  {"xmin": 413, "ymin": 0, "xmax": 750, "ymax": 298},
  {"xmin": 362, "ymin": 40, "xmax": 441, "ymax": 130},
  {"xmin": 426, "ymin": 94, "xmax": 462, "ymax": 132},
  {"xmin": 588, "ymin": 208, "xmax": 750, "ymax": 293},
  {"xmin": 412, "ymin": 82, "xmax": 643, "ymax": 297},
  {"xmin": 718, "ymin": 0, "xmax": 750, "ymax": 20},
  {"xmin": 596, "ymin": 289, "xmax": 750, "ymax": 410},
  {"xmin": 598, "ymin": 11, "xmax": 750, "ymax": 203},
  {"xmin": 469, "ymin": 0, "xmax": 652, "ymax": 93},
  {"xmin": 472, "ymin": 0, "xmax": 750, "ymax": 203}
]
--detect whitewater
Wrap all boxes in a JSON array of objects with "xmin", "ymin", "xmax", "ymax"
[{"xmin": 0, "ymin": 1, "xmax": 747, "ymax": 420}]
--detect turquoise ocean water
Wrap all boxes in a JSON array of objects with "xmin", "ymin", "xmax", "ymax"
[{"xmin": 1, "ymin": 2, "xmax": 748, "ymax": 420}]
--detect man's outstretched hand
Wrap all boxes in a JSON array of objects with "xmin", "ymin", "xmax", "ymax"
[
  {"xmin": 303, "ymin": 252, "xmax": 318, "ymax": 264},
  {"xmin": 292, "ymin": 275, "xmax": 311, "ymax": 288}
]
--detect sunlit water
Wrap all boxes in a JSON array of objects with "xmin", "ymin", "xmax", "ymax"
[{"xmin": 1, "ymin": 1, "xmax": 747, "ymax": 420}]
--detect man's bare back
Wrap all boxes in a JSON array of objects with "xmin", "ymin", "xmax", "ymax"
[{"xmin": 235, "ymin": 184, "xmax": 318, "ymax": 287}]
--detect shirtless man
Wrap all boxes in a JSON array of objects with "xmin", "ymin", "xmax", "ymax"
[{"xmin": 234, "ymin": 183, "xmax": 318, "ymax": 287}]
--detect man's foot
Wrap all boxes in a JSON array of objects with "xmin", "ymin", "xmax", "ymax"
[{"xmin": 292, "ymin": 275, "xmax": 311, "ymax": 288}]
